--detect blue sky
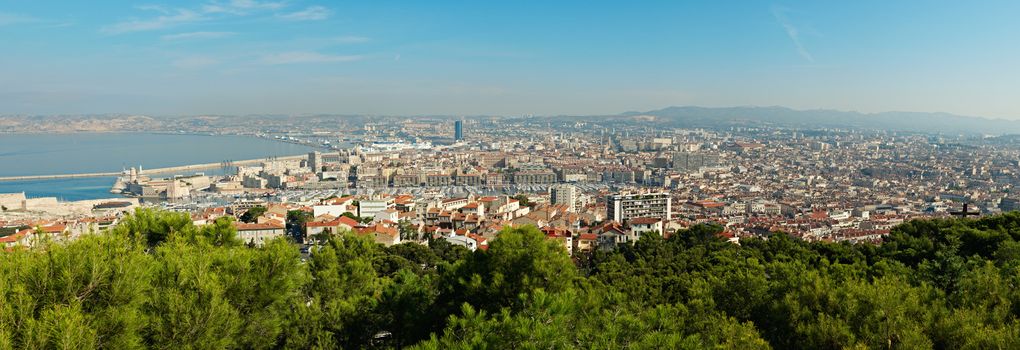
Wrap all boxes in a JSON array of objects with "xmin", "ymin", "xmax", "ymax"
[{"xmin": 1, "ymin": 1, "xmax": 1019, "ymax": 118}]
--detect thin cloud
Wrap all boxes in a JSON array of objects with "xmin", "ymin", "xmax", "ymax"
[
  {"xmin": 0, "ymin": 12, "xmax": 75, "ymax": 28},
  {"xmin": 203, "ymin": 0, "xmax": 285, "ymax": 15},
  {"xmin": 102, "ymin": 9, "xmax": 206, "ymax": 34},
  {"xmin": 771, "ymin": 5, "xmax": 814, "ymax": 62},
  {"xmin": 331, "ymin": 35, "xmax": 370, "ymax": 44},
  {"xmin": 0, "ymin": 12, "xmax": 40, "ymax": 26},
  {"xmin": 105, "ymin": 1, "xmax": 288, "ymax": 34},
  {"xmin": 260, "ymin": 51, "xmax": 363, "ymax": 64},
  {"xmin": 172, "ymin": 56, "xmax": 220, "ymax": 69},
  {"xmin": 162, "ymin": 31, "xmax": 236, "ymax": 40},
  {"xmin": 226, "ymin": 0, "xmax": 285, "ymax": 11},
  {"xmin": 134, "ymin": 5, "xmax": 173, "ymax": 14},
  {"xmin": 277, "ymin": 6, "xmax": 331, "ymax": 21}
]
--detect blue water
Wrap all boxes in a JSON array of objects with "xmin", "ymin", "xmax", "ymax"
[
  {"xmin": 0, "ymin": 133, "xmax": 317, "ymax": 201},
  {"xmin": 0, "ymin": 177, "xmax": 120, "ymax": 202}
]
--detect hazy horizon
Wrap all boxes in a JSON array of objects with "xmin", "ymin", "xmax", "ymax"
[
  {"xmin": 3, "ymin": 1, "xmax": 1020, "ymax": 119},
  {"xmin": 1, "ymin": 105, "xmax": 1014, "ymax": 123}
]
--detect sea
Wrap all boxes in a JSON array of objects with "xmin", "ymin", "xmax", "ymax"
[{"xmin": 0, "ymin": 133, "xmax": 319, "ymax": 201}]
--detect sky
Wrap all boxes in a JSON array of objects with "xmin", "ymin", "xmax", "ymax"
[{"xmin": 1, "ymin": 1, "xmax": 1019, "ymax": 118}]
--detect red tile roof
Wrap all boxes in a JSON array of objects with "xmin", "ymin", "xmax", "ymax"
[{"xmin": 630, "ymin": 217, "xmax": 662, "ymax": 225}]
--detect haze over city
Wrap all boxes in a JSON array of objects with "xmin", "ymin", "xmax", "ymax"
[
  {"xmin": 3, "ymin": 0, "xmax": 1020, "ymax": 118},
  {"xmin": 6, "ymin": 2, "xmax": 1020, "ymax": 349}
]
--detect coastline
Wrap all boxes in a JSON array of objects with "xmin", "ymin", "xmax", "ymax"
[
  {"xmin": 0, "ymin": 154, "xmax": 307, "ymax": 183},
  {"xmin": 0, "ymin": 132, "xmax": 322, "ymax": 200}
]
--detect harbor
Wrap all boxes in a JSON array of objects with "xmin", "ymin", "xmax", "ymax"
[{"xmin": 0, "ymin": 154, "xmax": 307, "ymax": 183}]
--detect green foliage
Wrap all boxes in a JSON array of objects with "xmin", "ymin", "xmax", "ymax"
[
  {"xmin": 111, "ymin": 207, "xmax": 195, "ymax": 246},
  {"xmin": 286, "ymin": 209, "xmax": 312, "ymax": 226},
  {"xmin": 398, "ymin": 220, "xmax": 419, "ymax": 241},
  {"xmin": 340, "ymin": 211, "xmax": 373, "ymax": 224},
  {"xmin": 0, "ymin": 225, "xmax": 29, "ymax": 237},
  {"xmin": 512, "ymin": 194, "xmax": 532, "ymax": 207},
  {"xmin": 4, "ymin": 211, "xmax": 1020, "ymax": 348},
  {"xmin": 414, "ymin": 289, "xmax": 769, "ymax": 349},
  {"xmin": 239, "ymin": 206, "xmax": 267, "ymax": 223},
  {"xmin": 0, "ymin": 232, "xmax": 150, "ymax": 349},
  {"xmin": 438, "ymin": 226, "xmax": 576, "ymax": 313}
]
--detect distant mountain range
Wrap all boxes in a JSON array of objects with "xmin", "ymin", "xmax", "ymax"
[
  {"xmin": 612, "ymin": 106, "xmax": 1020, "ymax": 135},
  {"xmin": 4, "ymin": 106, "xmax": 1019, "ymax": 135}
]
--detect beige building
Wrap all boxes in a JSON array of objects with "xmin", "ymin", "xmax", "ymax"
[{"xmin": 234, "ymin": 222, "xmax": 286, "ymax": 246}]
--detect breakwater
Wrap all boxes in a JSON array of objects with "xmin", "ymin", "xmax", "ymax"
[{"xmin": 0, "ymin": 154, "xmax": 306, "ymax": 182}]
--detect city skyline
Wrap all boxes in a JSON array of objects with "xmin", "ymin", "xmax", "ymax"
[
  {"xmin": 2, "ymin": 1, "xmax": 1020, "ymax": 119},
  {"xmin": 6, "ymin": 2, "xmax": 1020, "ymax": 348}
]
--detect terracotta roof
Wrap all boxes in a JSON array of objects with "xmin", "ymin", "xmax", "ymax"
[
  {"xmin": 309, "ymin": 216, "xmax": 360, "ymax": 228},
  {"xmin": 692, "ymin": 201, "xmax": 726, "ymax": 208},
  {"xmin": 630, "ymin": 217, "xmax": 662, "ymax": 225},
  {"xmin": 355, "ymin": 224, "xmax": 398, "ymax": 237},
  {"xmin": 40, "ymin": 224, "xmax": 67, "ymax": 233},
  {"xmin": 0, "ymin": 228, "xmax": 32, "ymax": 244}
]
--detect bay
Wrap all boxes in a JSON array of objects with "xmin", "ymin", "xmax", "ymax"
[{"xmin": 0, "ymin": 133, "xmax": 319, "ymax": 201}]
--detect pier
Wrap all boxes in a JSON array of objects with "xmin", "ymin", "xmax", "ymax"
[
  {"xmin": 0, "ymin": 154, "xmax": 307, "ymax": 182},
  {"xmin": 0, "ymin": 172, "xmax": 122, "ymax": 182}
]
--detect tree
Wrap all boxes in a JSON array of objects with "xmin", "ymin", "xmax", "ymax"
[
  {"xmin": 301, "ymin": 232, "xmax": 390, "ymax": 348},
  {"xmin": 6, "ymin": 208, "xmax": 1020, "ymax": 349},
  {"xmin": 377, "ymin": 269, "xmax": 439, "ymax": 348},
  {"xmin": 0, "ymin": 232, "xmax": 151, "ymax": 349},
  {"xmin": 386, "ymin": 243, "xmax": 440, "ymax": 273},
  {"xmin": 428, "ymin": 236, "xmax": 471, "ymax": 264},
  {"xmin": 198, "ymin": 216, "xmax": 241, "ymax": 247},
  {"xmin": 240, "ymin": 206, "xmax": 267, "ymax": 223},
  {"xmin": 414, "ymin": 289, "xmax": 770, "ymax": 349},
  {"xmin": 512, "ymin": 194, "xmax": 532, "ymax": 208},
  {"xmin": 109, "ymin": 207, "xmax": 197, "ymax": 247},
  {"xmin": 340, "ymin": 211, "xmax": 370, "ymax": 224},
  {"xmin": 398, "ymin": 220, "xmax": 420, "ymax": 241},
  {"xmin": 144, "ymin": 240, "xmax": 242, "ymax": 348},
  {"xmin": 287, "ymin": 210, "xmax": 313, "ymax": 242},
  {"xmin": 438, "ymin": 225, "xmax": 576, "ymax": 313}
]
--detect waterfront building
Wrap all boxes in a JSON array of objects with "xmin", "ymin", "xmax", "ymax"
[
  {"xmin": 308, "ymin": 151, "xmax": 322, "ymax": 172},
  {"xmin": 0, "ymin": 192, "xmax": 26, "ymax": 211}
]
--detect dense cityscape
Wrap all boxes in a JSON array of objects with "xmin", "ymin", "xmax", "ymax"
[
  {"xmin": 7, "ymin": 114, "xmax": 1020, "ymax": 348},
  {"xmin": 4, "ymin": 115, "xmax": 1020, "ymax": 252},
  {"xmin": 5, "ymin": 1, "xmax": 1020, "ymax": 348}
]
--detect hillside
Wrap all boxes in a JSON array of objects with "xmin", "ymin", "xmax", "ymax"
[
  {"xmin": 620, "ymin": 106, "xmax": 1020, "ymax": 135},
  {"xmin": 1, "ymin": 208, "xmax": 1019, "ymax": 348}
]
